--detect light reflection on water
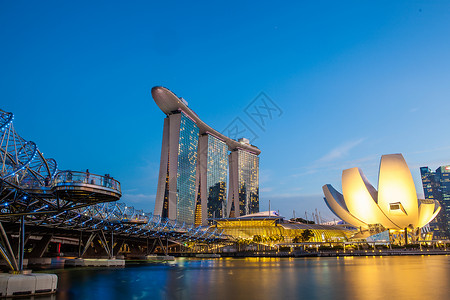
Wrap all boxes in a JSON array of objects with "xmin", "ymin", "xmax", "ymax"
[{"xmin": 46, "ymin": 256, "xmax": 450, "ymax": 300}]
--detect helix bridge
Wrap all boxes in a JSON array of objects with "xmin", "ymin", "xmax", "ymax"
[{"xmin": 0, "ymin": 109, "xmax": 225, "ymax": 272}]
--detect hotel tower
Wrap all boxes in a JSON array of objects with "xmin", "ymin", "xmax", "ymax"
[{"xmin": 152, "ymin": 87, "xmax": 261, "ymax": 225}]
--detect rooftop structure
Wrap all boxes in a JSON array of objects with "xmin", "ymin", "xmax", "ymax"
[{"xmin": 152, "ymin": 87, "xmax": 260, "ymax": 155}]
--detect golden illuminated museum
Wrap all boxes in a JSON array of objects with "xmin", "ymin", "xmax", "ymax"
[
  {"xmin": 210, "ymin": 214, "xmax": 352, "ymax": 244},
  {"xmin": 322, "ymin": 154, "xmax": 441, "ymax": 232}
]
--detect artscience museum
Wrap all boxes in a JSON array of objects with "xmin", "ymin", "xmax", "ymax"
[{"xmin": 322, "ymin": 154, "xmax": 441, "ymax": 242}]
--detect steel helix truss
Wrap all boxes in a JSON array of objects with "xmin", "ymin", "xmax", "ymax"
[
  {"xmin": 0, "ymin": 108, "xmax": 225, "ymax": 243},
  {"xmin": 0, "ymin": 109, "xmax": 57, "ymax": 188},
  {"xmin": 0, "ymin": 109, "xmax": 121, "ymax": 217},
  {"xmin": 25, "ymin": 201, "xmax": 226, "ymax": 243}
]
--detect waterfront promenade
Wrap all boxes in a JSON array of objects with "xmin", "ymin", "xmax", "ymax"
[{"xmin": 169, "ymin": 247, "xmax": 450, "ymax": 258}]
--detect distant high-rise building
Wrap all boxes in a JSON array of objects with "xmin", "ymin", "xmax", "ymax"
[
  {"xmin": 152, "ymin": 87, "xmax": 261, "ymax": 225},
  {"xmin": 420, "ymin": 166, "xmax": 450, "ymax": 239}
]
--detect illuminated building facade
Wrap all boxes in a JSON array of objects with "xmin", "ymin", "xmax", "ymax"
[
  {"xmin": 322, "ymin": 154, "xmax": 441, "ymax": 234},
  {"xmin": 420, "ymin": 166, "xmax": 450, "ymax": 239},
  {"xmin": 228, "ymin": 145, "xmax": 259, "ymax": 217},
  {"xmin": 154, "ymin": 111, "xmax": 199, "ymax": 224},
  {"xmin": 198, "ymin": 134, "xmax": 228, "ymax": 222},
  {"xmin": 211, "ymin": 216, "xmax": 351, "ymax": 243},
  {"xmin": 152, "ymin": 87, "xmax": 261, "ymax": 225}
]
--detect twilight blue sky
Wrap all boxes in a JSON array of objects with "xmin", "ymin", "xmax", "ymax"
[{"xmin": 1, "ymin": 1, "xmax": 450, "ymax": 220}]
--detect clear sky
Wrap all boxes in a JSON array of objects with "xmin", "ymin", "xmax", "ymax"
[{"xmin": 2, "ymin": 1, "xmax": 450, "ymax": 221}]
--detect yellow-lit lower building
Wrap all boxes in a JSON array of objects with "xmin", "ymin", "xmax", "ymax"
[{"xmin": 210, "ymin": 216, "xmax": 354, "ymax": 244}]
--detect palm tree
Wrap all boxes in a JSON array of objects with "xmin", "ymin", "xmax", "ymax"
[
  {"xmin": 301, "ymin": 229, "xmax": 314, "ymax": 242},
  {"xmin": 292, "ymin": 235, "xmax": 301, "ymax": 243}
]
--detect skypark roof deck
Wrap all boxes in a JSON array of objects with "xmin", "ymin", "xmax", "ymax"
[{"xmin": 151, "ymin": 86, "xmax": 261, "ymax": 155}]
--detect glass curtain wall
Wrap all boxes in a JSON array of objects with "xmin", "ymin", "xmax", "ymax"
[
  {"xmin": 238, "ymin": 150, "xmax": 259, "ymax": 216},
  {"xmin": 176, "ymin": 113, "xmax": 199, "ymax": 224},
  {"xmin": 206, "ymin": 135, "xmax": 228, "ymax": 219}
]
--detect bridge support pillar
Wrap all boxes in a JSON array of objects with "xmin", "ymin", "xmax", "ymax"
[
  {"xmin": 113, "ymin": 239, "xmax": 124, "ymax": 255},
  {"xmin": 110, "ymin": 232, "xmax": 114, "ymax": 257},
  {"xmin": 150, "ymin": 238, "xmax": 168, "ymax": 255},
  {"xmin": 148, "ymin": 239, "xmax": 158, "ymax": 254},
  {"xmin": 0, "ymin": 221, "xmax": 19, "ymax": 271},
  {"xmin": 18, "ymin": 216, "xmax": 25, "ymax": 271},
  {"xmin": 9, "ymin": 233, "xmax": 30, "ymax": 261},
  {"xmin": 80, "ymin": 231, "xmax": 112, "ymax": 258},
  {"xmin": 78, "ymin": 231, "xmax": 82, "ymax": 258},
  {"xmin": 98, "ymin": 230, "xmax": 112, "ymax": 258},
  {"xmin": 80, "ymin": 232, "xmax": 96, "ymax": 258},
  {"xmin": 92, "ymin": 240, "xmax": 106, "ymax": 256}
]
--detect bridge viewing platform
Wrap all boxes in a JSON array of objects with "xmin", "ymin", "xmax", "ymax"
[
  {"xmin": 53, "ymin": 171, "xmax": 121, "ymax": 203},
  {"xmin": 19, "ymin": 171, "xmax": 122, "ymax": 203}
]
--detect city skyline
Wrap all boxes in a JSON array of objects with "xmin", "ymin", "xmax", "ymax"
[
  {"xmin": 420, "ymin": 166, "xmax": 450, "ymax": 239},
  {"xmin": 2, "ymin": 2, "xmax": 450, "ymax": 220}
]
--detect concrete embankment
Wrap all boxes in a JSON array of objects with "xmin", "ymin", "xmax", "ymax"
[
  {"xmin": 0, "ymin": 272, "xmax": 57, "ymax": 297},
  {"xmin": 64, "ymin": 258, "xmax": 126, "ymax": 267}
]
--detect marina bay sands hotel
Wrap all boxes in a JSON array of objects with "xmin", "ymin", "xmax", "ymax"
[{"xmin": 151, "ymin": 87, "xmax": 261, "ymax": 225}]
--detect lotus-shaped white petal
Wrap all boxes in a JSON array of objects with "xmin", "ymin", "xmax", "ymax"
[
  {"xmin": 342, "ymin": 167, "xmax": 398, "ymax": 228},
  {"xmin": 377, "ymin": 154, "xmax": 419, "ymax": 228},
  {"xmin": 417, "ymin": 199, "xmax": 441, "ymax": 229},
  {"xmin": 323, "ymin": 184, "xmax": 367, "ymax": 228}
]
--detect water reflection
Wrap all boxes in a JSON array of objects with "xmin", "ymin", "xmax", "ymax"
[{"xmin": 44, "ymin": 256, "xmax": 450, "ymax": 300}]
